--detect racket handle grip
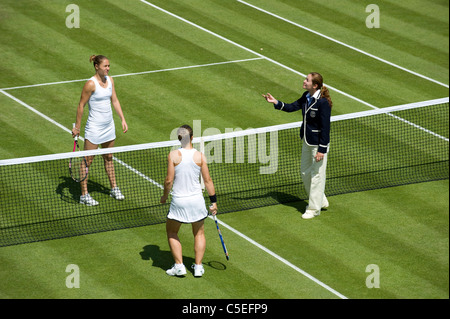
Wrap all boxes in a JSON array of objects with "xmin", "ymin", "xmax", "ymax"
[{"xmin": 72, "ymin": 123, "xmax": 78, "ymax": 141}]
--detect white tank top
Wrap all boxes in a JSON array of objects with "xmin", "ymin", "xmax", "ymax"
[
  {"xmin": 172, "ymin": 148, "xmax": 203, "ymax": 198},
  {"xmin": 87, "ymin": 76, "xmax": 113, "ymax": 125}
]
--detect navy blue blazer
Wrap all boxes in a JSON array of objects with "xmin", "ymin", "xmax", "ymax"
[{"xmin": 274, "ymin": 91, "xmax": 331, "ymax": 153}]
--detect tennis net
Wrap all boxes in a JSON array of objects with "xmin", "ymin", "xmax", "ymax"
[{"xmin": 1, "ymin": 98, "xmax": 448, "ymax": 246}]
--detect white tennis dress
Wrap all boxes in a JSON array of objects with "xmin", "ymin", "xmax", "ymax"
[
  {"xmin": 85, "ymin": 76, "xmax": 116, "ymax": 145},
  {"xmin": 167, "ymin": 148, "xmax": 208, "ymax": 223}
]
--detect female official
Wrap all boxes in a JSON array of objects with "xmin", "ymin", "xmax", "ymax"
[
  {"xmin": 72, "ymin": 55, "xmax": 128, "ymax": 206},
  {"xmin": 160, "ymin": 125, "xmax": 217, "ymax": 277},
  {"xmin": 263, "ymin": 72, "xmax": 332, "ymax": 219}
]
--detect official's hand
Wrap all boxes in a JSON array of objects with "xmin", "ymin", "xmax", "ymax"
[
  {"xmin": 315, "ymin": 152, "xmax": 325, "ymax": 162},
  {"xmin": 262, "ymin": 93, "xmax": 278, "ymax": 104}
]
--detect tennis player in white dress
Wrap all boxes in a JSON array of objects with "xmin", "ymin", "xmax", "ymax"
[
  {"xmin": 72, "ymin": 55, "xmax": 128, "ymax": 206},
  {"xmin": 160, "ymin": 125, "xmax": 217, "ymax": 277}
]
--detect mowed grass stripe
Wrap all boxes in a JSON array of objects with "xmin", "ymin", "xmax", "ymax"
[
  {"xmin": 1, "ymin": 181, "xmax": 447, "ymax": 298},
  {"xmin": 0, "ymin": 0, "xmax": 255, "ymax": 89},
  {"xmin": 4, "ymin": 53, "xmax": 377, "ymax": 158},
  {"xmin": 142, "ymin": 0, "xmax": 448, "ymax": 107},
  {"xmin": 0, "ymin": 220, "xmax": 341, "ymax": 298},
  {"xmin": 0, "ymin": 93, "xmax": 75, "ymax": 159},
  {"xmin": 0, "ymin": 0, "xmax": 447, "ymax": 299},
  {"xmin": 239, "ymin": 0, "xmax": 449, "ymax": 83},
  {"xmin": 218, "ymin": 180, "xmax": 449, "ymax": 298}
]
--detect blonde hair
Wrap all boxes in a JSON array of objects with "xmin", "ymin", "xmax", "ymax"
[{"xmin": 310, "ymin": 72, "xmax": 333, "ymax": 109}]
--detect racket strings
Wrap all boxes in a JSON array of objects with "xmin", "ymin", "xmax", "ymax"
[{"xmin": 70, "ymin": 141, "xmax": 88, "ymax": 182}]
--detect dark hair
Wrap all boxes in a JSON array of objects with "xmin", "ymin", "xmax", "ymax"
[
  {"xmin": 310, "ymin": 72, "xmax": 333, "ymax": 109},
  {"xmin": 178, "ymin": 125, "xmax": 193, "ymax": 140},
  {"xmin": 89, "ymin": 55, "xmax": 108, "ymax": 68},
  {"xmin": 177, "ymin": 125, "xmax": 193, "ymax": 147}
]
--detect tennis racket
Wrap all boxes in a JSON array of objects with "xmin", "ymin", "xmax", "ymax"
[
  {"xmin": 212, "ymin": 213, "xmax": 229, "ymax": 261},
  {"xmin": 69, "ymin": 123, "xmax": 88, "ymax": 183}
]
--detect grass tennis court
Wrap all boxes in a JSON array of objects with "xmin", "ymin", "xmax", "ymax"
[{"xmin": 0, "ymin": 0, "xmax": 448, "ymax": 301}]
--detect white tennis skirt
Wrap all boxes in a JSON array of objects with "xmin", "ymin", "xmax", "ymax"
[
  {"xmin": 167, "ymin": 193, "xmax": 208, "ymax": 223},
  {"xmin": 85, "ymin": 119, "xmax": 116, "ymax": 145}
]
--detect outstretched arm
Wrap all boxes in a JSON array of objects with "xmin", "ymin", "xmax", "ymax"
[
  {"xmin": 262, "ymin": 93, "xmax": 278, "ymax": 105},
  {"xmin": 262, "ymin": 92, "xmax": 302, "ymax": 113}
]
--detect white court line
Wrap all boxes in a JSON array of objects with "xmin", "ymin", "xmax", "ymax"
[
  {"xmin": 3, "ymin": 71, "xmax": 344, "ymax": 298},
  {"xmin": 208, "ymin": 215, "xmax": 348, "ymax": 299},
  {"xmin": 237, "ymin": 0, "xmax": 449, "ymax": 89},
  {"xmin": 140, "ymin": 0, "xmax": 379, "ymax": 110},
  {"xmin": 140, "ymin": 0, "xmax": 449, "ymax": 144},
  {"xmin": 0, "ymin": 89, "xmax": 71, "ymax": 133},
  {"xmin": 0, "ymin": 89, "xmax": 164, "ymax": 189},
  {"xmin": 140, "ymin": 0, "xmax": 348, "ymax": 299},
  {"xmin": 0, "ymin": 58, "xmax": 263, "ymax": 91}
]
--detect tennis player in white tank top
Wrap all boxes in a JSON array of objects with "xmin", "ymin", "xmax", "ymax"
[
  {"xmin": 72, "ymin": 55, "xmax": 128, "ymax": 206},
  {"xmin": 160, "ymin": 125, "xmax": 217, "ymax": 277},
  {"xmin": 168, "ymin": 147, "xmax": 208, "ymax": 223},
  {"xmin": 85, "ymin": 75, "xmax": 115, "ymax": 145}
]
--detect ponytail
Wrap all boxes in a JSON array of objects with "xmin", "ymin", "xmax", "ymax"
[
  {"xmin": 320, "ymin": 86, "xmax": 333, "ymax": 109},
  {"xmin": 177, "ymin": 124, "xmax": 193, "ymax": 147},
  {"xmin": 310, "ymin": 72, "xmax": 332, "ymax": 109}
]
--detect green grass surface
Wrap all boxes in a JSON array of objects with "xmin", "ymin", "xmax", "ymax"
[
  {"xmin": 0, "ymin": 0, "xmax": 448, "ymax": 300},
  {"xmin": 1, "ymin": 180, "xmax": 447, "ymax": 299}
]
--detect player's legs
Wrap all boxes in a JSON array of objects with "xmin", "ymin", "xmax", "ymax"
[
  {"xmin": 101, "ymin": 140, "xmax": 124, "ymax": 200},
  {"xmin": 81, "ymin": 139, "xmax": 98, "ymax": 195},
  {"xmin": 101, "ymin": 140, "xmax": 116, "ymax": 189},
  {"xmin": 192, "ymin": 220, "xmax": 206, "ymax": 265},
  {"xmin": 166, "ymin": 218, "xmax": 183, "ymax": 265}
]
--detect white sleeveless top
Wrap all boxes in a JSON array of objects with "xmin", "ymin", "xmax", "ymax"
[
  {"xmin": 87, "ymin": 76, "xmax": 113, "ymax": 124},
  {"xmin": 85, "ymin": 76, "xmax": 115, "ymax": 144},
  {"xmin": 167, "ymin": 148, "xmax": 207, "ymax": 223},
  {"xmin": 171, "ymin": 148, "xmax": 203, "ymax": 198}
]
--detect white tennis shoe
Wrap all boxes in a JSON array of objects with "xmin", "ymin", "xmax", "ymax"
[
  {"xmin": 166, "ymin": 264, "xmax": 187, "ymax": 276},
  {"xmin": 302, "ymin": 210, "xmax": 320, "ymax": 219},
  {"xmin": 110, "ymin": 187, "xmax": 124, "ymax": 200},
  {"xmin": 80, "ymin": 193, "xmax": 99, "ymax": 206},
  {"xmin": 322, "ymin": 197, "xmax": 329, "ymax": 209},
  {"xmin": 305, "ymin": 199, "xmax": 329, "ymax": 211},
  {"xmin": 303, "ymin": 198, "xmax": 329, "ymax": 219},
  {"xmin": 192, "ymin": 264, "xmax": 205, "ymax": 277}
]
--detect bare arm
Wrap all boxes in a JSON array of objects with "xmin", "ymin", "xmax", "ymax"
[
  {"xmin": 200, "ymin": 152, "xmax": 217, "ymax": 215},
  {"xmin": 160, "ymin": 152, "xmax": 176, "ymax": 204},
  {"xmin": 72, "ymin": 80, "xmax": 95, "ymax": 137},
  {"xmin": 110, "ymin": 77, "xmax": 128, "ymax": 133}
]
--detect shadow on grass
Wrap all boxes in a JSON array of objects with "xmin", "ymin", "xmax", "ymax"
[{"xmin": 140, "ymin": 245, "xmax": 227, "ymax": 277}]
